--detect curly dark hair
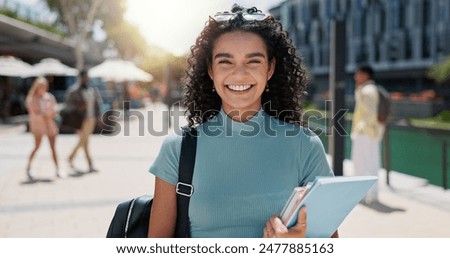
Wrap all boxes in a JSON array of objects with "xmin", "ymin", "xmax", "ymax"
[{"xmin": 183, "ymin": 4, "xmax": 308, "ymax": 127}]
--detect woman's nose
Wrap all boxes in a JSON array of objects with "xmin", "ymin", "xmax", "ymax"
[{"xmin": 231, "ymin": 64, "xmax": 248, "ymax": 76}]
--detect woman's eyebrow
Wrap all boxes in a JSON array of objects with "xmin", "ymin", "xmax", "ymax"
[
  {"xmin": 214, "ymin": 52, "xmax": 233, "ymax": 59},
  {"xmin": 246, "ymin": 52, "xmax": 266, "ymax": 58},
  {"xmin": 213, "ymin": 52, "xmax": 266, "ymax": 59}
]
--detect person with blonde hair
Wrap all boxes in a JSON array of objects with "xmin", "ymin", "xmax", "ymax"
[{"xmin": 26, "ymin": 76, "xmax": 66, "ymax": 180}]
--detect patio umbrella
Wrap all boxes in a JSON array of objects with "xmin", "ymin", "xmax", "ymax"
[
  {"xmin": 32, "ymin": 58, "xmax": 79, "ymax": 76},
  {"xmin": 0, "ymin": 55, "xmax": 37, "ymax": 77},
  {"xmin": 88, "ymin": 59, "xmax": 153, "ymax": 82}
]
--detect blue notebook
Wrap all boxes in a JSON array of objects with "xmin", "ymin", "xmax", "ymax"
[{"xmin": 283, "ymin": 175, "xmax": 377, "ymax": 237}]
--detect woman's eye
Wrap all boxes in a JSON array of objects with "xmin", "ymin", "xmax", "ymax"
[
  {"xmin": 218, "ymin": 59, "xmax": 232, "ymax": 64},
  {"xmin": 248, "ymin": 59, "xmax": 261, "ymax": 64}
]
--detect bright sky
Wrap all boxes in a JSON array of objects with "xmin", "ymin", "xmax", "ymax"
[{"xmin": 125, "ymin": 0, "xmax": 285, "ymax": 56}]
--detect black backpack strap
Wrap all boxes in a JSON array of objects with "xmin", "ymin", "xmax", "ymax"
[{"xmin": 174, "ymin": 127, "xmax": 198, "ymax": 237}]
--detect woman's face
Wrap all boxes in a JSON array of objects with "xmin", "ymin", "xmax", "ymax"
[
  {"xmin": 208, "ymin": 31, "xmax": 275, "ymax": 119},
  {"xmin": 37, "ymin": 83, "xmax": 48, "ymax": 96}
]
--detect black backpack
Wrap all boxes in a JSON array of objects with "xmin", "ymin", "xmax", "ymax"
[
  {"xmin": 106, "ymin": 128, "xmax": 197, "ymax": 238},
  {"xmin": 376, "ymin": 85, "xmax": 391, "ymax": 123},
  {"xmin": 106, "ymin": 195, "xmax": 153, "ymax": 238}
]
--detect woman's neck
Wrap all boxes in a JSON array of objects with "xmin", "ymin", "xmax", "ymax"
[{"xmin": 222, "ymin": 106, "xmax": 261, "ymax": 122}]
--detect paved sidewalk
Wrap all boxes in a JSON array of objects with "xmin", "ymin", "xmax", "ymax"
[
  {"xmin": 340, "ymin": 163, "xmax": 450, "ymax": 237},
  {"xmin": 0, "ymin": 102, "xmax": 449, "ymax": 237},
  {"xmin": 0, "ymin": 103, "xmax": 166, "ymax": 237}
]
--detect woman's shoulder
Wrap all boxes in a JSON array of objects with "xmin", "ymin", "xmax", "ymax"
[
  {"xmin": 268, "ymin": 115, "xmax": 319, "ymax": 138},
  {"xmin": 361, "ymin": 83, "xmax": 378, "ymax": 96},
  {"xmin": 162, "ymin": 130, "xmax": 183, "ymax": 145},
  {"xmin": 160, "ymin": 127, "xmax": 200, "ymax": 152}
]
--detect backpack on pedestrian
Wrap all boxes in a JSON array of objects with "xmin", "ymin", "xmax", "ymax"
[{"xmin": 376, "ymin": 85, "xmax": 391, "ymax": 124}]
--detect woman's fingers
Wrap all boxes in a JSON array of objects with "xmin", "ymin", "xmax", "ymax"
[
  {"xmin": 297, "ymin": 206, "xmax": 307, "ymax": 228},
  {"xmin": 264, "ymin": 216, "xmax": 287, "ymax": 238},
  {"xmin": 264, "ymin": 207, "xmax": 307, "ymax": 238},
  {"xmin": 290, "ymin": 206, "xmax": 307, "ymax": 237},
  {"xmin": 271, "ymin": 216, "xmax": 288, "ymax": 237}
]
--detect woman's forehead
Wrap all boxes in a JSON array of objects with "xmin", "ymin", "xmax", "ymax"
[{"xmin": 212, "ymin": 31, "xmax": 268, "ymax": 55}]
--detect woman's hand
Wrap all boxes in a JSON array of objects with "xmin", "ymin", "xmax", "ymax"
[{"xmin": 263, "ymin": 207, "xmax": 307, "ymax": 238}]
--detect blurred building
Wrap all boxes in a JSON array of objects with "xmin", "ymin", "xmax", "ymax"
[
  {"xmin": 0, "ymin": 0, "xmax": 103, "ymax": 66},
  {"xmin": 270, "ymin": 0, "xmax": 450, "ymax": 117}
]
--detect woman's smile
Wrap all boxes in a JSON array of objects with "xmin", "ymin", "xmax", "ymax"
[{"xmin": 225, "ymin": 84, "xmax": 254, "ymax": 92}]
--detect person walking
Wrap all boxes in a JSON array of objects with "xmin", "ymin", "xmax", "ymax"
[
  {"xmin": 26, "ymin": 76, "xmax": 65, "ymax": 180},
  {"xmin": 65, "ymin": 70, "xmax": 102, "ymax": 173},
  {"xmin": 351, "ymin": 65, "xmax": 384, "ymax": 203},
  {"xmin": 147, "ymin": 4, "xmax": 337, "ymax": 238}
]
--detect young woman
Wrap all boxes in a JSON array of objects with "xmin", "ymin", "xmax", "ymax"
[
  {"xmin": 26, "ymin": 76, "xmax": 65, "ymax": 180},
  {"xmin": 148, "ymin": 5, "xmax": 337, "ymax": 238}
]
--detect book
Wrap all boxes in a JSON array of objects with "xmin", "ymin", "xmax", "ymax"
[
  {"xmin": 280, "ymin": 175, "xmax": 377, "ymax": 237},
  {"xmin": 279, "ymin": 183, "xmax": 312, "ymax": 225}
]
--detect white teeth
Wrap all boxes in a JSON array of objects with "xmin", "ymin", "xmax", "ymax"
[{"xmin": 227, "ymin": 84, "xmax": 252, "ymax": 91}]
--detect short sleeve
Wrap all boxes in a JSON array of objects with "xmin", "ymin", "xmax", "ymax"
[
  {"xmin": 298, "ymin": 128, "xmax": 334, "ymax": 186},
  {"xmin": 148, "ymin": 132, "xmax": 183, "ymax": 186}
]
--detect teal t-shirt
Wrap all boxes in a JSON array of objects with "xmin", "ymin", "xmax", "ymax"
[{"xmin": 149, "ymin": 109, "xmax": 333, "ymax": 237}]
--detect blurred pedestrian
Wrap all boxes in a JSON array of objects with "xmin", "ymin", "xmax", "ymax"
[
  {"xmin": 351, "ymin": 65, "xmax": 384, "ymax": 203},
  {"xmin": 25, "ymin": 76, "xmax": 65, "ymax": 180},
  {"xmin": 65, "ymin": 70, "xmax": 102, "ymax": 173},
  {"xmin": 148, "ymin": 4, "xmax": 337, "ymax": 238}
]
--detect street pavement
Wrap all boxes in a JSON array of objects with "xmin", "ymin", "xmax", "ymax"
[{"xmin": 0, "ymin": 101, "xmax": 449, "ymax": 237}]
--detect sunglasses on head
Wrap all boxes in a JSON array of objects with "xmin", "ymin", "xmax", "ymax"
[{"xmin": 212, "ymin": 7, "xmax": 270, "ymax": 22}]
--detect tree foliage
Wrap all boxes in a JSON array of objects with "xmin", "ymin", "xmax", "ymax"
[
  {"xmin": 45, "ymin": 0, "xmax": 187, "ymax": 85},
  {"xmin": 105, "ymin": 21, "xmax": 149, "ymax": 60},
  {"xmin": 46, "ymin": 0, "xmax": 124, "ymax": 33},
  {"xmin": 428, "ymin": 57, "xmax": 450, "ymax": 84},
  {"xmin": 45, "ymin": 0, "xmax": 105, "ymax": 69}
]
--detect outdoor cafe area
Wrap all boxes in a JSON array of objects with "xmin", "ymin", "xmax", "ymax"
[{"xmin": 0, "ymin": 55, "xmax": 154, "ymax": 127}]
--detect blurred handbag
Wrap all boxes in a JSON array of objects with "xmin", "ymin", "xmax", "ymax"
[{"xmin": 106, "ymin": 127, "xmax": 198, "ymax": 238}]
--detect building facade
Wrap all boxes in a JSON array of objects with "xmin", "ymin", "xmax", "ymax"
[{"xmin": 270, "ymin": 0, "xmax": 450, "ymax": 107}]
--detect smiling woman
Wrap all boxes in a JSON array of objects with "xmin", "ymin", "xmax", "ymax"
[{"xmin": 146, "ymin": 4, "xmax": 337, "ymax": 238}]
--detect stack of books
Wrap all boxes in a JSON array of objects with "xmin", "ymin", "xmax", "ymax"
[{"xmin": 279, "ymin": 176, "xmax": 377, "ymax": 237}]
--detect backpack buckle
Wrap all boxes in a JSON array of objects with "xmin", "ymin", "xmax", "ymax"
[{"xmin": 176, "ymin": 182, "xmax": 194, "ymax": 197}]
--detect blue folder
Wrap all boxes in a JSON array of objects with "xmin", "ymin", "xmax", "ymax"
[{"xmin": 285, "ymin": 175, "xmax": 378, "ymax": 237}]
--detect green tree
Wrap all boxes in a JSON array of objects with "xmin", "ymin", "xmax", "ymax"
[
  {"xmin": 46, "ymin": 0, "xmax": 107, "ymax": 69},
  {"xmin": 105, "ymin": 21, "xmax": 149, "ymax": 60},
  {"xmin": 428, "ymin": 57, "xmax": 450, "ymax": 84},
  {"xmin": 45, "ymin": 0, "xmax": 186, "ymax": 87}
]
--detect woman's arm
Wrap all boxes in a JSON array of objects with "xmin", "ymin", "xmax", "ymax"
[
  {"xmin": 43, "ymin": 95, "xmax": 58, "ymax": 119},
  {"xmin": 26, "ymin": 97, "xmax": 40, "ymax": 115},
  {"xmin": 331, "ymin": 230, "xmax": 339, "ymax": 238},
  {"xmin": 148, "ymin": 177, "xmax": 177, "ymax": 237}
]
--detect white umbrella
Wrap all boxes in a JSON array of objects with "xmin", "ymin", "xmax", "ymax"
[
  {"xmin": 0, "ymin": 55, "xmax": 37, "ymax": 77},
  {"xmin": 32, "ymin": 58, "xmax": 79, "ymax": 76},
  {"xmin": 88, "ymin": 59, "xmax": 153, "ymax": 82}
]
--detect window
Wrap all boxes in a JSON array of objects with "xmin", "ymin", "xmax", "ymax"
[{"xmin": 422, "ymin": 0, "xmax": 431, "ymax": 58}]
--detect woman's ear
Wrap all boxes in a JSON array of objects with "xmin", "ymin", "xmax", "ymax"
[
  {"xmin": 267, "ymin": 58, "xmax": 276, "ymax": 80},
  {"xmin": 208, "ymin": 65, "xmax": 214, "ymax": 80}
]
